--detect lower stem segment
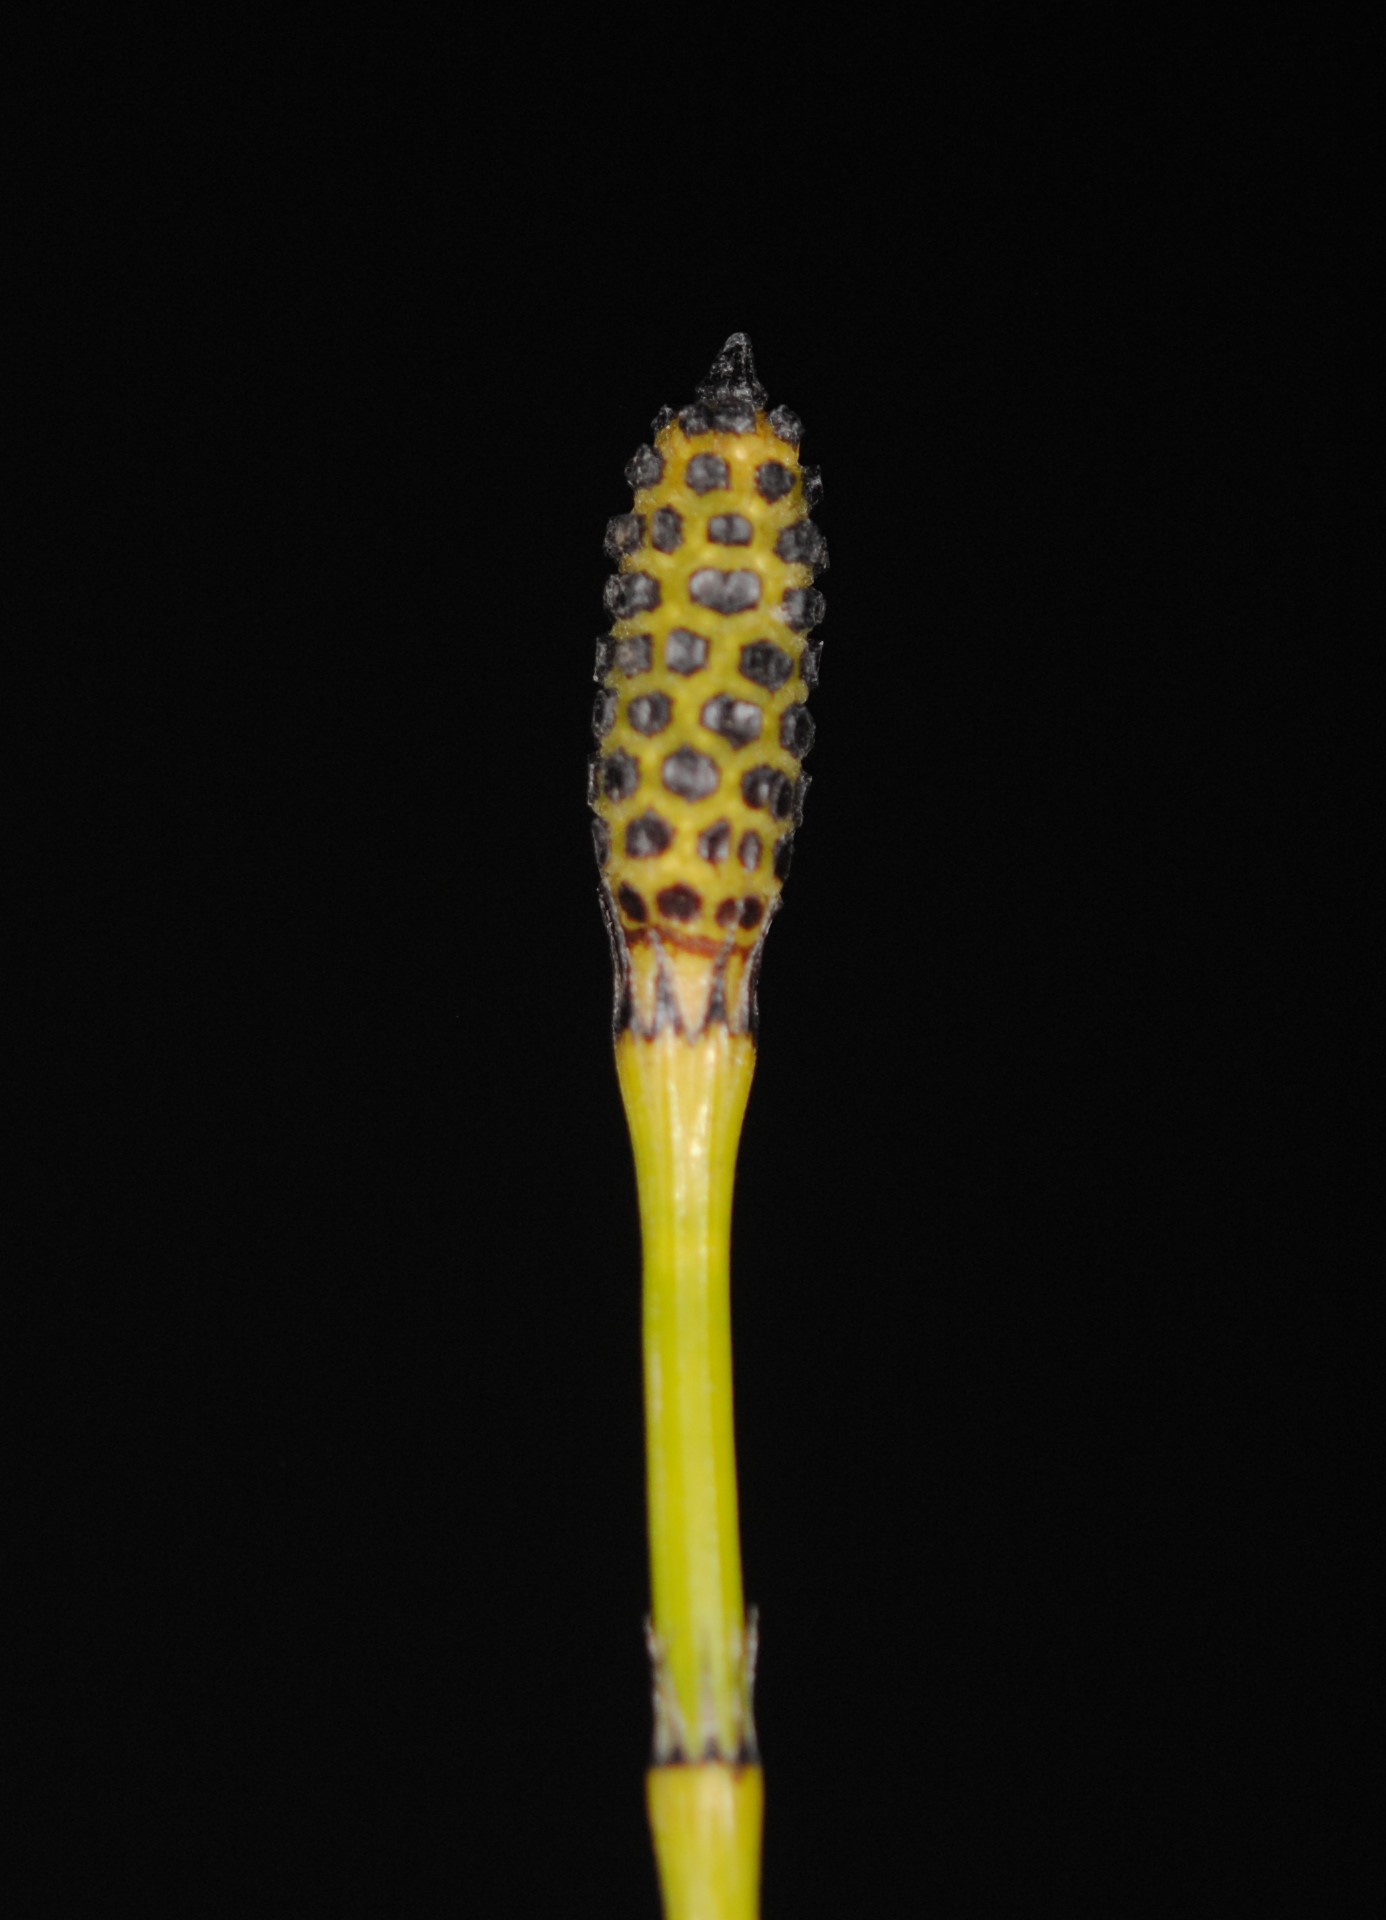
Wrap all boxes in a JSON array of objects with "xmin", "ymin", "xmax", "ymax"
[
  {"xmin": 647, "ymin": 1765, "xmax": 764, "ymax": 1920},
  {"xmin": 617, "ymin": 1025, "xmax": 762, "ymax": 1915}
]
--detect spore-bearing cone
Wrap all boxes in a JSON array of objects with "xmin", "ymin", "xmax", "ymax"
[{"xmin": 591, "ymin": 335, "xmax": 824, "ymax": 1045}]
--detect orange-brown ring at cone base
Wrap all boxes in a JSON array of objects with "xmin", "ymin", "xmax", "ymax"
[
  {"xmin": 603, "ymin": 910, "xmax": 778, "ymax": 1040},
  {"xmin": 593, "ymin": 407, "xmax": 820, "ymax": 1026}
]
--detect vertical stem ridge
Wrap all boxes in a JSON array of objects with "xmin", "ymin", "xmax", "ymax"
[
  {"xmin": 618, "ymin": 1025, "xmax": 757, "ymax": 1764},
  {"xmin": 620, "ymin": 1025, "xmax": 764, "ymax": 1916}
]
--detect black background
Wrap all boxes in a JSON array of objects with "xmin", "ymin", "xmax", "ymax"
[{"xmin": 21, "ymin": 21, "xmax": 1363, "ymax": 1913}]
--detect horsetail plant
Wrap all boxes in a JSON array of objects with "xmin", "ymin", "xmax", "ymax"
[{"xmin": 589, "ymin": 336, "xmax": 827, "ymax": 1919}]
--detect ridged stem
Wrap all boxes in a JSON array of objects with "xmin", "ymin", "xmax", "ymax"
[{"xmin": 616, "ymin": 1025, "xmax": 763, "ymax": 1918}]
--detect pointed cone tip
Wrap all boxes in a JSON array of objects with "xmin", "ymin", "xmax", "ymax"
[{"xmin": 696, "ymin": 333, "xmax": 766, "ymax": 410}]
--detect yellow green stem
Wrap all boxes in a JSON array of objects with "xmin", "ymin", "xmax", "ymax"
[
  {"xmin": 617, "ymin": 1024, "xmax": 763, "ymax": 1916},
  {"xmin": 647, "ymin": 1765, "xmax": 764, "ymax": 1920}
]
